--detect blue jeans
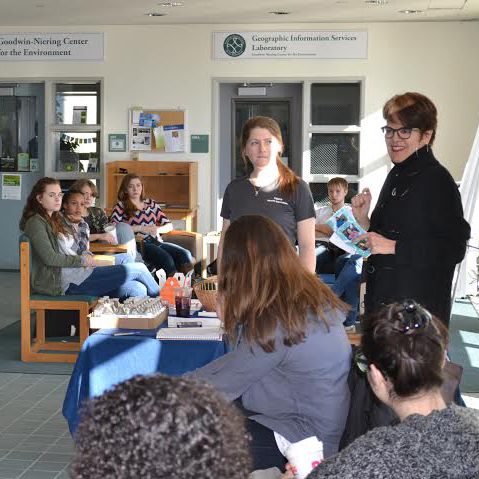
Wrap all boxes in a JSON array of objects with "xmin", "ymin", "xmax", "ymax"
[
  {"xmin": 66, "ymin": 262, "xmax": 159, "ymax": 299},
  {"xmin": 332, "ymin": 254, "xmax": 363, "ymax": 326},
  {"xmin": 114, "ymin": 253, "xmax": 134, "ymax": 265},
  {"xmin": 142, "ymin": 241, "xmax": 193, "ymax": 276}
]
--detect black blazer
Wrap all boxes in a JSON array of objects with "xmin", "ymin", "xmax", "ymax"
[{"xmin": 366, "ymin": 145, "xmax": 470, "ymax": 325}]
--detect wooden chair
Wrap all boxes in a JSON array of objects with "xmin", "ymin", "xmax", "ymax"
[{"xmin": 19, "ymin": 235, "xmax": 98, "ymax": 363}]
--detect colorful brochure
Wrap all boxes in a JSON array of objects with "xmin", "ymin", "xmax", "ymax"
[{"xmin": 326, "ymin": 206, "xmax": 371, "ymax": 258}]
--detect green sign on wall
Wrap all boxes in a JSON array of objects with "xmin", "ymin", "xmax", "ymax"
[{"xmin": 190, "ymin": 134, "xmax": 209, "ymax": 153}]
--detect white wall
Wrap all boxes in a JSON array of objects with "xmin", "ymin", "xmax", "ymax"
[{"xmin": 2, "ymin": 22, "xmax": 479, "ymax": 234}]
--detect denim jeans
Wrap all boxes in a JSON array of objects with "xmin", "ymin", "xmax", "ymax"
[
  {"xmin": 332, "ymin": 254, "xmax": 363, "ymax": 326},
  {"xmin": 66, "ymin": 262, "xmax": 159, "ymax": 299},
  {"xmin": 114, "ymin": 253, "xmax": 134, "ymax": 265},
  {"xmin": 142, "ymin": 241, "xmax": 193, "ymax": 276}
]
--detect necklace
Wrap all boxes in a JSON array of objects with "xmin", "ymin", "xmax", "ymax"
[{"xmin": 249, "ymin": 177, "xmax": 277, "ymax": 197}]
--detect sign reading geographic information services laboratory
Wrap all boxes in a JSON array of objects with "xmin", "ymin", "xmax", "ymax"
[
  {"xmin": 0, "ymin": 33, "xmax": 104, "ymax": 61},
  {"xmin": 213, "ymin": 31, "xmax": 367, "ymax": 60}
]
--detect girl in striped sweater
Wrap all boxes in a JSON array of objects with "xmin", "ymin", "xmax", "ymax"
[{"xmin": 111, "ymin": 173, "xmax": 194, "ymax": 276}]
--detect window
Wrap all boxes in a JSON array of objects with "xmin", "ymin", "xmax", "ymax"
[
  {"xmin": 303, "ymin": 80, "xmax": 362, "ymax": 198},
  {"xmin": 0, "ymin": 83, "xmax": 44, "ymax": 170},
  {"xmin": 47, "ymin": 80, "xmax": 103, "ymax": 203}
]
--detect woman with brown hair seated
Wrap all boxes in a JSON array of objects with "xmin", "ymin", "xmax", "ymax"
[
  {"xmin": 20, "ymin": 177, "xmax": 159, "ymax": 299},
  {"xmin": 111, "ymin": 173, "xmax": 194, "ymax": 276},
  {"xmin": 188, "ymin": 214, "xmax": 351, "ymax": 471}
]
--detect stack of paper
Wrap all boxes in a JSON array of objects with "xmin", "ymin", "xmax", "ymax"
[{"xmin": 156, "ymin": 327, "xmax": 223, "ymax": 341}]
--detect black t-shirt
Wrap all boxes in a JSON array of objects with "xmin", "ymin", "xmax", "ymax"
[{"xmin": 221, "ymin": 176, "xmax": 315, "ymax": 245}]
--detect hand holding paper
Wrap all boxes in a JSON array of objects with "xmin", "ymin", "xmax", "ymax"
[
  {"xmin": 326, "ymin": 207, "xmax": 371, "ymax": 258},
  {"xmin": 353, "ymin": 232, "xmax": 396, "ymax": 255}
]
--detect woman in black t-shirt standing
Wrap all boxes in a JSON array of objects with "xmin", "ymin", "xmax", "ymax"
[{"xmin": 219, "ymin": 116, "xmax": 316, "ymax": 273}]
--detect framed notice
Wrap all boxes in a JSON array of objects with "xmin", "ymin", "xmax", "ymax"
[
  {"xmin": 129, "ymin": 109, "xmax": 186, "ymax": 153},
  {"xmin": 108, "ymin": 134, "xmax": 126, "ymax": 152}
]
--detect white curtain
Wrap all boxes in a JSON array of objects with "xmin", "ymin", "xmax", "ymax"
[{"xmin": 455, "ymin": 121, "xmax": 479, "ymax": 298}]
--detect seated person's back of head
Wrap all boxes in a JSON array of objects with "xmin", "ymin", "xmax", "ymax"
[
  {"xmin": 69, "ymin": 373, "xmax": 252, "ymax": 479},
  {"xmin": 305, "ymin": 300, "xmax": 479, "ymax": 479}
]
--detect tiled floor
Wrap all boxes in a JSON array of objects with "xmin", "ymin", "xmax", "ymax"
[{"xmin": 0, "ymin": 373, "xmax": 73, "ymax": 479}]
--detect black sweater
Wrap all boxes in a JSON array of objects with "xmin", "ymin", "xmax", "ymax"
[{"xmin": 365, "ymin": 146, "xmax": 470, "ymax": 324}]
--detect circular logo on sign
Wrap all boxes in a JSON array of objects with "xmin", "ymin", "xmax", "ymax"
[{"xmin": 223, "ymin": 34, "xmax": 246, "ymax": 57}]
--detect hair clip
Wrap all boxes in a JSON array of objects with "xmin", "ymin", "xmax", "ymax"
[{"xmin": 400, "ymin": 300, "xmax": 430, "ymax": 333}]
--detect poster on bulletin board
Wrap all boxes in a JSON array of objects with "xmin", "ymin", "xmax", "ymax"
[{"xmin": 130, "ymin": 109, "xmax": 186, "ymax": 153}]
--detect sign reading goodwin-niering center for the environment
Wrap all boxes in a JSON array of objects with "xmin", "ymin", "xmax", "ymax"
[
  {"xmin": 213, "ymin": 31, "xmax": 367, "ymax": 60},
  {"xmin": 0, "ymin": 33, "xmax": 104, "ymax": 61}
]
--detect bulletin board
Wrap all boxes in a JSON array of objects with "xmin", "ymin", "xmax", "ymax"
[{"xmin": 129, "ymin": 109, "xmax": 186, "ymax": 153}]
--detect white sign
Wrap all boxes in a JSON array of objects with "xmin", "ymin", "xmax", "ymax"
[
  {"xmin": 2, "ymin": 173, "xmax": 21, "ymax": 200},
  {"xmin": 0, "ymin": 33, "xmax": 104, "ymax": 61},
  {"xmin": 213, "ymin": 31, "xmax": 367, "ymax": 60}
]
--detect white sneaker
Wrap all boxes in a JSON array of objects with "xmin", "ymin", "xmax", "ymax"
[{"xmin": 344, "ymin": 324, "xmax": 356, "ymax": 334}]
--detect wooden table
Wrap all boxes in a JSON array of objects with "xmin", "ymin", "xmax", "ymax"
[{"xmin": 89, "ymin": 243, "xmax": 129, "ymax": 254}]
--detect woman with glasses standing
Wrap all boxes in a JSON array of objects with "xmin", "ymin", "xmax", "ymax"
[{"xmin": 352, "ymin": 92, "xmax": 470, "ymax": 326}]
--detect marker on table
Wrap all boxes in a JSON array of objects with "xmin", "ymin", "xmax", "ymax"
[{"xmin": 113, "ymin": 331, "xmax": 142, "ymax": 336}]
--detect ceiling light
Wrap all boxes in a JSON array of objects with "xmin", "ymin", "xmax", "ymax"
[
  {"xmin": 365, "ymin": 0, "xmax": 388, "ymax": 4},
  {"xmin": 399, "ymin": 8, "xmax": 423, "ymax": 13},
  {"xmin": 145, "ymin": 12, "xmax": 167, "ymax": 16},
  {"xmin": 158, "ymin": 2, "xmax": 183, "ymax": 6},
  {"xmin": 269, "ymin": 11, "xmax": 292, "ymax": 15}
]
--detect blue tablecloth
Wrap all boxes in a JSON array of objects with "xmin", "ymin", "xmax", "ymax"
[{"xmin": 62, "ymin": 328, "xmax": 227, "ymax": 435}]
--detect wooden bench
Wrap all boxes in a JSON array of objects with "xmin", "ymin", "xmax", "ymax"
[{"xmin": 20, "ymin": 235, "xmax": 98, "ymax": 363}]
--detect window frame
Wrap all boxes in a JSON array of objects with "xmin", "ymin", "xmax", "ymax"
[{"xmin": 302, "ymin": 78, "xmax": 363, "ymax": 187}]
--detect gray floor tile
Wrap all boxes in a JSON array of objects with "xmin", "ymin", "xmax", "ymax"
[
  {"xmin": 12, "ymin": 444, "xmax": 52, "ymax": 454},
  {"xmin": 0, "ymin": 460, "xmax": 32, "ymax": 470},
  {"xmin": 18, "ymin": 437, "xmax": 57, "ymax": 446},
  {"xmin": 28, "ymin": 462, "xmax": 65, "ymax": 472},
  {"xmin": 53, "ymin": 471, "xmax": 70, "ymax": 479},
  {"xmin": 0, "ymin": 453, "xmax": 7, "ymax": 461},
  {"xmin": 0, "ymin": 470, "xmax": 19, "ymax": 479},
  {"xmin": 19, "ymin": 471, "xmax": 60, "ymax": 479},
  {"xmin": 46, "ymin": 446, "xmax": 74, "ymax": 455},
  {"xmin": 4, "ymin": 452, "xmax": 41, "ymax": 462},
  {"xmin": 31, "ymin": 429, "xmax": 65, "ymax": 438},
  {"xmin": 51, "ymin": 439, "xmax": 73, "ymax": 448},
  {"xmin": 0, "ymin": 436, "xmax": 27, "ymax": 449},
  {"xmin": 2, "ymin": 427, "xmax": 38, "ymax": 436},
  {"xmin": 37, "ymin": 454, "xmax": 73, "ymax": 464}
]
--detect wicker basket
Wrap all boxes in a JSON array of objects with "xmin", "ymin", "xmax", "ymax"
[{"xmin": 193, "ymin": 276, "xmax": 218, "ymax": 312}]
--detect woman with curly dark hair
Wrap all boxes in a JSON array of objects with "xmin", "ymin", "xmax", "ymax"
[
  {"xmin": 189, "ymin": 215, "xmax": 351, "ymax": 471},
  {"xmin": 69, "ymin": 374, "xmax": 251, "ymax": 479}
]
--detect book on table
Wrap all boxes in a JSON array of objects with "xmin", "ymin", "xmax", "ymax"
[{"xmin": 156, "ymin": 327, "xmax": 223, "ymax": 341}]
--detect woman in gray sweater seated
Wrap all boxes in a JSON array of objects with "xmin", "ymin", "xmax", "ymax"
[
  {"xmin": 188, "ymin": 214, "xmax": 352, "ymax": 472},
  {"xmin": 299, "ymin": 300, "xmax": 479, "ymax": 479}
]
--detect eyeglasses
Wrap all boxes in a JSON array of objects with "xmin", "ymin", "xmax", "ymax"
[{"xmin": 381, "ymin": 126, "xmax": 420, "ymax": 140}]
